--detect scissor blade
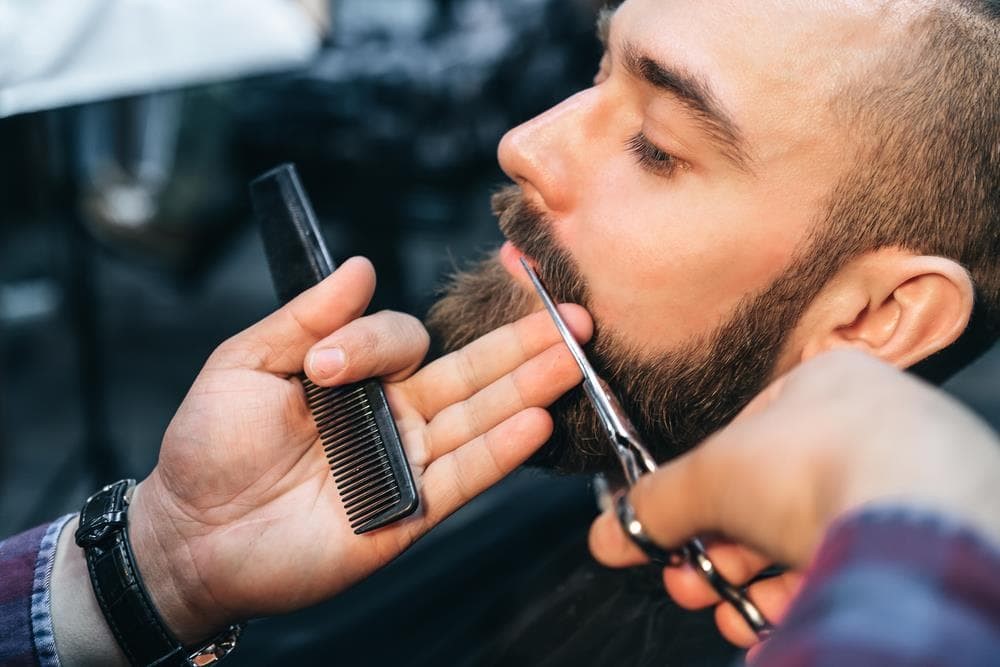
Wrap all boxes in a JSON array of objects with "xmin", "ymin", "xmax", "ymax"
[
  {"xmin": 520, "ymin": 258, "xmax": 659, "ymax": 479},
  {"xmin": 519, "ymin": 259, "xmax": 622, "ymax": 433},
  {"xmin": 520, "ymin": 259, "xmax": 601, "ymax": 384}
]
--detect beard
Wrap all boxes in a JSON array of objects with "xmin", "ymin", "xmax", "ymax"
[{"xmin": 426, "ymin": 186, "xmax": 818, "ymax": 477}]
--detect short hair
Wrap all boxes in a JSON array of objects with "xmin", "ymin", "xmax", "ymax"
[{"xmin": 799, "ymin": 0, "xmax": 1000, "ymax": 382}]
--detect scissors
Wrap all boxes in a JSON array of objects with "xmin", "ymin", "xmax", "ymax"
[{"xmin": 520, "ymin": 258, "xmax": 773, "ymax": 639}]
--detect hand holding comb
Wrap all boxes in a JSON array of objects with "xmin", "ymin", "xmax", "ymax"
[{"xmin": 250, "ymin": 163, "xmax": 419, "ymax": 533}]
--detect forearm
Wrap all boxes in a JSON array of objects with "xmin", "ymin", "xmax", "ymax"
[{"xmin": 50, "ymin": 515, "xmax": 128, "ymax": 667}]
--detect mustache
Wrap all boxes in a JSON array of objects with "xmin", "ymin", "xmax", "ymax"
[
  {"xmin": 427, "ymin": 186, "xmax": 620, "ymax": 473},
  {"xmin": 491, "ymin": 186, "xmax": 590, "ymax": 308}
]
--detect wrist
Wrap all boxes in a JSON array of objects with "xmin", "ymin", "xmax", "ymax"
[
  {"xmin": 51, "ymin": 516, "xmax": 129, "ymax": 666},
  {"xmin": 832, "ymin": 427, "xmax": 1000, "ymax": 552},
  {"xmin": 128, "ymin": 476, "xmax": 231, "ymax": 646}
]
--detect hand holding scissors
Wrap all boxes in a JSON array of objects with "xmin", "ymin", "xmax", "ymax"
[{"xmin": 521, "ymin": 258, "xmax": 773, "ymax": 638}]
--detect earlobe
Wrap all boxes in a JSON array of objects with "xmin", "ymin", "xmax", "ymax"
[{"xmin": 798, "ymin": 253, "xmax": 975, "ymax": 369}]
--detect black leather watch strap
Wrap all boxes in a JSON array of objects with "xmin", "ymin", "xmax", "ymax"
[
  {"xmin": 76, "ymin": 479, "xmax": 191, "ymax": 666},
  {"xmin": 75, "ymin": 480, "xmax": 242, "ymax": 667}
]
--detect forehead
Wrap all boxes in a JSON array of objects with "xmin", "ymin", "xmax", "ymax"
[{"xmin": 614, "ymin": 0, "xmax": 912, "ymax": 162}]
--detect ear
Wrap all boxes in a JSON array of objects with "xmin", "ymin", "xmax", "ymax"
[{"xmin": 795, "ymin": 250, "xmax": 974, "ymax": 369}]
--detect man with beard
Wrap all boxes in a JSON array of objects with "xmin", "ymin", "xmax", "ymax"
[
  {"xmin": 423, "ymin": 0, "xmax": 998, "ymax": 661},
  {"xmin": 2, "ymin": 0, "xmax": 996, "ymax": 665}
]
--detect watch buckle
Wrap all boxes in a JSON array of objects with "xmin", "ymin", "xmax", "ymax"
[
  {"xmin": 75, "ymin": 509, "xmax": 127, "ymax": 548},
  {"xmin": 187, "ymin": 624, "xmax": 244, "ymax": 666}
]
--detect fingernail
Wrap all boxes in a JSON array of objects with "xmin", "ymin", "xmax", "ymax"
[{"xmin": 310, "ymin": 348, "xmax": 346, "ymax": 380}]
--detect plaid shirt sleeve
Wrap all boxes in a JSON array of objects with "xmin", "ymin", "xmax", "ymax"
[
  {"xmin": 754, "ymin": 507, "xmax": 1000, "ymax": 666},
  {"xmin": 0, "ymin": 515, "xmax": 75, "ymax": 667}
]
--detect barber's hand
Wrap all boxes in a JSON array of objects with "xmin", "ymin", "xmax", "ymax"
[
  {"xmin": 127, "ymin": 257, "xmax": 592, "ymax": 643},
  {"xmin": 589, "ymin": 350, "xmax": 1000, "ymax": 648}
]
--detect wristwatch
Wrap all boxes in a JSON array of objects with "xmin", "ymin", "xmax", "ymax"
[{"xmin": 75, "ymin": 479, "xmax": 243, "ymax": 667}]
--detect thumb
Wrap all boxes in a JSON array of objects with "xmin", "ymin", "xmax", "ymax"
[
  {"xmin": 210, "ymin": 256, "xmax": 376, "ymax": 375},
  {"xmin": 590, "ymin": 409, "xmax": 825, "ymax": 569},
  {"xmin": 589, "ymin": 446, "xmax": 717, "ymax": 567}
]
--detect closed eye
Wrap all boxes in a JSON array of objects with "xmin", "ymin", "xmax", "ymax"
[{"xmin": 627, "ymin": 132, "xmax": 683, "ymax": 177}]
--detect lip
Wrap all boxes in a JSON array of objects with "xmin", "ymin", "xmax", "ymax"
[{"xmin": 499, "ymin": 240, "xmax": 539, "ymax": 290}]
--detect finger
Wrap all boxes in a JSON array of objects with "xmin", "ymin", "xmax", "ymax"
[
  {"xmin": 589, "ymin": 448, "xmax": 716, "ymax": 565},
  {"xmin": 588, "ymin": 507, "xmax": 649, "ymax": 567},
  {"xmin": 731, "ymin": 374, "xmax": 790, "ymax": 422},
  {"xmin": 417, "ymin": 407, "xmax": 554, "ymax": 527},
  {"xmin": 422, "ymin": 341, "xmax": 583, "ymax": 461},
  {"xmin": 732, "ymin": 349, "xmax": 875, "ymax": 423},
  {"xmin": 662, "ymin": 542, "xmax": 773, "ymax": 609},
  {"xmin": 715, "ymin": 602, "xmax": 758, "ymax": 649},
  {"xmin": 211, "ymin": 257, "xmax": 376, "ymax": 374},
  {"xmin": 305, "ymin": 310, "xmax": 430, "ymax": 386},
  {"xmin": 618, "ymin": 419, "xmax": 797, "ymax": 562},
  {"xmin": 715, "ymin": 571, "xmax": 803, "ymax": 647},
  {"xmin": 403, "ymin": 305, "xmax": 592, "ymax": 419},
  {"xmin": 747, "ymin": 642, "xmax": 766, "ymax": 665}
]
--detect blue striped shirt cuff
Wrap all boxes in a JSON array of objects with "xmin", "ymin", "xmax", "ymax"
[{"xmin": 31, "ymin": 514, "xmax": 75, "ymax": 667}]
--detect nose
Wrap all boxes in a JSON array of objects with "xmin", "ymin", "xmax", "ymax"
[{"xmin": 497, "ymin": 88, "xmax": 599, "ymax": 214}]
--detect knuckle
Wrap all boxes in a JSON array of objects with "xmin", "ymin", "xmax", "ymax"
[
  {"xmin": 461, "ymin": 399, "xmax": 485, "ymax": 438},
  {"xmin": 452, "ymin": 452, "xmax": 477, "ymax": 503},
  {"xmin": 357, "ymin": 325, "xmax": 382, "ymax": 358},
  {"xmin": 379, "ymin": 310, "xmax": 430, "ymax": 352},
  {"xmin": 337, "ymin": 324, "xmax": 381, "ymax": 373},
  {"xmin": 507, "ymin": 372, "xmax": 531, "ymax": 411},
  {"xmin": 483, "ymin": 435, "xmax": 504, "ymax": 477},
  {"xmin": 209, "ymin": 337, "xmax": 269, "ymax": 370},
  {"xmin": 512, "ymin": 316, "xmax": 536, "ymax": 358},
  {"xmin": 398, "ymin": 313, "xmax": 429, "ymax": 344},
  {"xmin": 456, "ymin": 349, "xmax": 482, "ymax": 394}
]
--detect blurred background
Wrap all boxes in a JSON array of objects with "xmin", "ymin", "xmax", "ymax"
[{"xmin": 1, "ymin": 1, "xmax": 997, "ymax": 665}]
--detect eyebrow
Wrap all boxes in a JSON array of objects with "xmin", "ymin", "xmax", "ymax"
[{"xmin": 596, "ymin": 9, "xmax": 752, "ymax": 173}]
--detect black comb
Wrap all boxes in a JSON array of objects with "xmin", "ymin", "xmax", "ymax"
[{"xmin": 250, "ymin": 163, "xmax": 419, "ymax": 534}]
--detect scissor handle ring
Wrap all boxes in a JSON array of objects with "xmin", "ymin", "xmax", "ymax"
[
  {"xmin": 614, "ymin": 493, "xmax": 685, "ymax": 566},
  {"xmin": 614, "ymin": 495, "xmax": 774, "ymax": 639}
]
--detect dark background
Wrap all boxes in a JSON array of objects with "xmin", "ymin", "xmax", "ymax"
[{"xmin": 1, "ymin": 1, "xmax": 996, "ymax": 664}]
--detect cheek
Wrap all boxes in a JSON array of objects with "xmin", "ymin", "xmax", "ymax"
[{"xmin": 566, "ymin": 183, "xmax": 801, "ymax": 353}]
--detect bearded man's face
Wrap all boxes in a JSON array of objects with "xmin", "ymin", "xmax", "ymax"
[
  {"xmin": 427, "ymin": 188, "xmax": 818, "ymax": 474},
  {"xmin": 428, "ymin": 0, "xmax": 908, "ymax": 474}
]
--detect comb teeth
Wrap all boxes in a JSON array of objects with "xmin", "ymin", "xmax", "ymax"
[{"xmin": 303, "ymin": 377, "xmax": 419, "ymax": 533}]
